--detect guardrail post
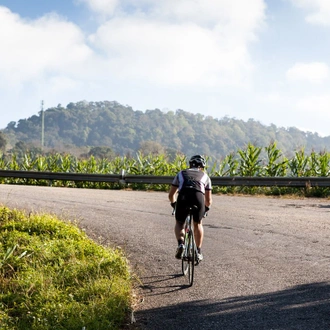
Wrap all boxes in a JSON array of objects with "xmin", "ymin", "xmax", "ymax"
[{"xmin": 119, "ymin": 169, "xmax": 126, "ymax": 185}]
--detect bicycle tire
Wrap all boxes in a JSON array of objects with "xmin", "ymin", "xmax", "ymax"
[
  {"xmin": 188, "ymin": 228, "xmax": 195, "ymax": 286},
  {"xmin": 182, "ymin": 215, "xmax": 195, "ymax": 286},
  {"xmin": 182, "ymin": 222, "xmax": 190, "ymax": 276}
]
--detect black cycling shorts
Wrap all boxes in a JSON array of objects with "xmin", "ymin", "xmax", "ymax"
[{"xmin": 175, "ymin": 189, "xmax": 205, "ymax": 224}]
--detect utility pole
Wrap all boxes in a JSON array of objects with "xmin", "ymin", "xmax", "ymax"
[{"xmin": 41, "ymin": 100, "xmax": 44, "ymax": 150}]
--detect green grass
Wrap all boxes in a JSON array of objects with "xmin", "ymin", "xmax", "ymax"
[{"xmin": 0, "ymin": 207, "xmax": 133, "ymax": 330}]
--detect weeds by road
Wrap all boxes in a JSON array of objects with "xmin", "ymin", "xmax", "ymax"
[{"xmin": 0, "ymin": 206, "xmax": 133, "ymax": 330}]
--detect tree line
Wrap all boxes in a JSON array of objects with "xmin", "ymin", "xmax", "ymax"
[{"xmin": 1, "ymin": 100, "xmax": 330, "ymax": 160}]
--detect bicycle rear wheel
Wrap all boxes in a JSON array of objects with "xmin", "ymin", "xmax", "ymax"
[
  {"xmin": 182, "ymin": 222, "xmax": 195, "ymax": 286},
  {"xmin": 182, "ymin": 227, "xmax": 190, "ymax": 276}
]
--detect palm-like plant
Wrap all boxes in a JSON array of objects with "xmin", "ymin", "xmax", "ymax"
[
  {"xmin": 263, "ymin": 143, "xmax": 288, "ymax": 177},
  {"xmin": 288, "ymin": 149, "xmax": 310, "ymax": 177},
  {"xmin": 237, "ymin": 143, "xmax": 262, "ymax": 176}
]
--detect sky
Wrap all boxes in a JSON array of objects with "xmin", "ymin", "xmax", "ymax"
[{"xmin": 0, "ymin": 0, "xmax": 329, "ymax": 137}]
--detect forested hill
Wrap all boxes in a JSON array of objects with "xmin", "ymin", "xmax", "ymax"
[{"xmin": 3, "ymin": 100, "xmax": 330, "ymax": 158}]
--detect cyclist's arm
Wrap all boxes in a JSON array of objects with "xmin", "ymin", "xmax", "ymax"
[{"xmin": 168, "ymin": 185, "xmax": 178, "ymax": 203}]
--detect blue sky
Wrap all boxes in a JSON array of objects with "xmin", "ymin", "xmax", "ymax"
[{"xmin": 0, "ymin": 0, "xmax": 329, "ymax": 137}]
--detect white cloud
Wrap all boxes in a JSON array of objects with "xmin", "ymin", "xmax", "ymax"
[
  {"xmin": 48, "ymin": 76, "xmax": 83, "ymax": 93},
  {"xmin": 90, "ymin": 19, "xmax": 247, "ymax": 86},
  {"xmin": 81, "ymin": 0, "xmax": 266, "ymax": 39},
  {"xmin": 87, "ymin": 0, "xmax": 266, "ymax": 87},
  {"xmin": 296, "ymin": 94, "xmax": 330, "ymax": 117},
  {"xmin": 259, "ymin": 91, "xmax": 281, "ymax": 102},
  {"xmin": 76, "ymin": 0, "xmax": 118, "ymax": 17},
  {"xmin": 286, "ymin": 62, "xmax": 329, "ymax": 83},
  {"xmin": 0, "ymin": 1, "xmax": 266, "ymax": 90},
  {"xmin": 289, "ymin": 0, "xmax": 330, "ymax": 26},
  {"xmin": 0, "ymin": 6, "xmax": 93, "ymax": 88}
]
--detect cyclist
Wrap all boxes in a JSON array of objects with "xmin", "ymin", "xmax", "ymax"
[{"xmin": 168, "ymin": 155, "xmax": 212, "ymax": 262}]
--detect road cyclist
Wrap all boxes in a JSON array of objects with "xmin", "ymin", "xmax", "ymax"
[{"xmin": 168, "ymin": 155, "xmax": 212, "ymax": 263}]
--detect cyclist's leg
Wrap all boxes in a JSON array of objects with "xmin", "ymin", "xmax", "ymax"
[
  {"xmin": 175, "ymin": 200, "xmax": 188, "ymax": 243},
  {"xmin": 174, "ymin": 220, "xmax": 185, "ymax": 259},
  {"xmin": 193, "ymin": 220, "xmax": 204, "ymax": 249},
  {"xmin": 193, "ymin": 220, "xmax": 204, "ymax": 262},
  {"xmin": 192, "ymin": 192, "xmax": 205, "ymax": 259},
  {"xmin": 175, "ymin": 194, "xmax": 190, "ymax": 239},
  {"xmin": 175, "ymin": 220, "xmax": 185, "ymax": 243},
  {"xmin": 174, "ymin": 200, "xmax": 188, "ymax": 259}
]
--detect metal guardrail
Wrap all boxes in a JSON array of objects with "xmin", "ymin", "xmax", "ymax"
[
  {"xmin": 211, "ymin": 177, "xmax": 330, "ymax": 187},
  {"xmin": 1, "ymin": 170, "xmax": 330, "ymax": 187}
]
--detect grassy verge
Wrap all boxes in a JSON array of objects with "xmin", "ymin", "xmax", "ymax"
[{"xmin": 0, "ymin": 206, "xmax": 133, "ymax": 330}]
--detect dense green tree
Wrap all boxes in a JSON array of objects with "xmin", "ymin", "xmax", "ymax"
[
  {"xmin": 0, "ymin": 131, "xmax": 7, "ymax": 151},
  {"xmin": 139, "ymin": 140, "xmax": 165, "ymax": 156},
  {"xmin": 2, "ymin": 100, "xmax": 330, "ymax": 160},
  {"xmin": 85, "ymin": 146, "xmax": 115, "ymax": 159}
]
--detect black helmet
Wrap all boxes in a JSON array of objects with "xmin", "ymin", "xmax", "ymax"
[{"xmin": 189, "ymin": 155, "xmax": 206, "ymax": 168}]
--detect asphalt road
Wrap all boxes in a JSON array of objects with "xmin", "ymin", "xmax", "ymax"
[{"xmin": 1, "ymin": 184, "xmax": 330, "ymax": 329}]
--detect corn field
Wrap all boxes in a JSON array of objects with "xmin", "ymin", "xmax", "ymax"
[{"xmin": 1, "ymin": 143, "xmax": 330, "ymax": 197}]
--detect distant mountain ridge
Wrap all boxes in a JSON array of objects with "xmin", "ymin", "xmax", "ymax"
[{"xmin": 3, "ymin": 100, "xmax": 330, "ymax": 158}]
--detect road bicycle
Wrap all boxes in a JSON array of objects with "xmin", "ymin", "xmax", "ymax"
[
  {"xmin": 181, "ymin": 205, "xmax": 199, "ymax": 286},
  {"xmin": 172, "ymin": 205, "xmax": 201, "ymax": 287}
]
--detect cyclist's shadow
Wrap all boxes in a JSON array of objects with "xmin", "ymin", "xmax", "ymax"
[{"xmin": 140, "ymin": 273, "xmax": 191, "ymax": 295}]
